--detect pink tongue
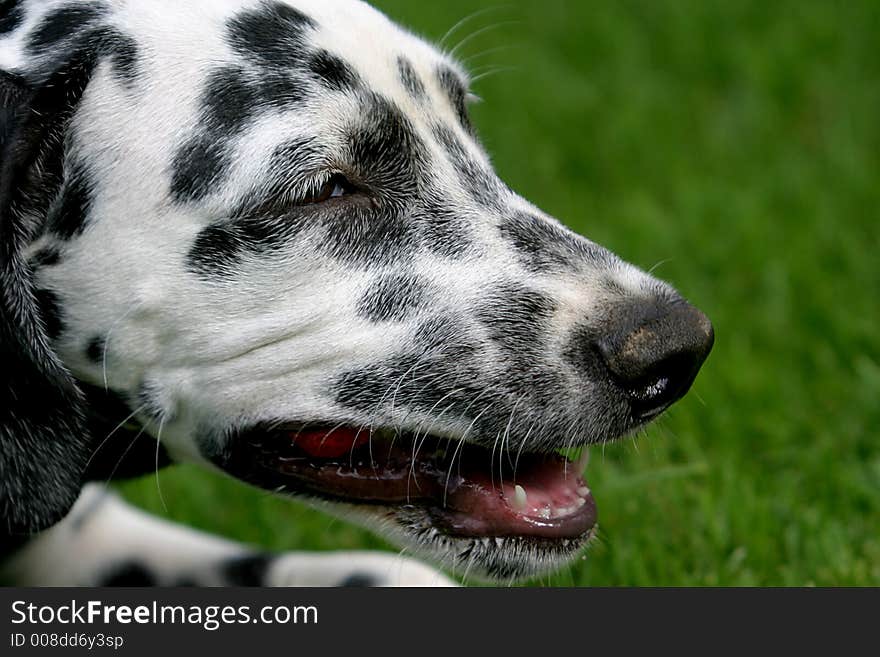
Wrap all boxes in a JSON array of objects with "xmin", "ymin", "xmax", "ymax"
[{"xmin": 438, "ymin": 455, "xmax": 596, "ymax": 539}]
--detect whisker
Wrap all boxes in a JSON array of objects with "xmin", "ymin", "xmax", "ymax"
[
  {"xmin": 439, "ymin": 5, "xmax": 511, "ymax": 49},
  {"xmin": 84, "ymin": 404, "xmax": 147, "ymax": 471},
  {"xmin": 449, "ymin": 21, "xmax": 521, "ymax": 59},
  {"xmin": 469, "ymin": 65, "xmax": 518, "ymax": 84},
  {"xmin": 155, "ymin": 417, "xmax": 168, "ymax": 514}
]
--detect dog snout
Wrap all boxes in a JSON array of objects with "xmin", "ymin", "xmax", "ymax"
[{"xmin": 596, "ymin": 299, "xmax": 714, "ymax": 419}]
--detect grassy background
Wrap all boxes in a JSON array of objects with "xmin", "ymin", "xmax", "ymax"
[{"xmin": 120, "ymin": 0, "xmax": 880, "ymax": 586}]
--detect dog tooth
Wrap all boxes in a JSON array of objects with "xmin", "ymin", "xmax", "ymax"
[
  {"xmin": 513, "ymin": 484, "xmax": 528, "ymax": 510},
  {"xmin": 494, "ymin": 537, "xmax": 504, "ymax": 547},
  {"xmin": 577, "ymin": 486, "xmax": 591, "ymax": 497},
  {"xmin": 575, "ymin": 497, "xmax": 586, "ymax": 508}
]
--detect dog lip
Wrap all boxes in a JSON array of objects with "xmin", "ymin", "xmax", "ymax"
[{"xmin": 220, "ymin": 423, "xmax": 597, "ymax": 541}]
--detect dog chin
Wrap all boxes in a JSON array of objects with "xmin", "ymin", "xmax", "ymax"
[{"xmin": 343, "ymin": 503, "xmax": 599, "ymax": 582}]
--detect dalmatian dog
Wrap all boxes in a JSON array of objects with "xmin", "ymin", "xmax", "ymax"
[{"xmin": 0, "ymin": 0, "xmax": 714, "ymax": 586}]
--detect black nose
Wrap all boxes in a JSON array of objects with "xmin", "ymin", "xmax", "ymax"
[{"xmin": 597, "ymin": 300, "xmax": 714, "ymax": 419}]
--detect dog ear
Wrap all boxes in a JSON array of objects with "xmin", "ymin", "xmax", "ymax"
[{"xmin": 0, "ymin": 59, "xmax": 98, "ymax": 535}]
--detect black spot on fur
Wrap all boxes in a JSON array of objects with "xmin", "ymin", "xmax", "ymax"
[
  {"xmin": 499, "ymin": 212, "xmax": 614, "ymax": 274},
  {"xmin": 332, "ymin": 316, "xmax": 485, "ymax": 428},
  {"xmin": 357, "ymin": 273, "xmax": 431, "ymax": 322},
  {"xmin": 99, "ymin": 561, "xmax": 157, "ymax": 586},
  {"xmin": 47, "ymin": 160, "xmax": 94, "ymax": 241},
  {"xmin": 223, "ymin": 553, "xmax": 273, "ymax": 586},
  {"xmin": 171, "ymin": 66, "xmax": 308, "ymax": 203},
  {"xmin": 433, "ymin": 123, "xmax": 503, "ymax": 209},
  {"xmin": 85, "ymin": 335, "xmax": 105, "ymax": 363},
  {"xmin": 397, "ymin": 56, "xmax": 425, "ymax": 100},
  {"xmin": 94, "ymin": 28, "xmax": 140, "ymax": 84},
  {"xmin": 226, "ymin": 0, "xmax": 315, "ymax": 68},
  {"xmin": 345, "ymin": 93, "xmax": 428, "ymax": 197},
  {"xmin": 30, "ymin": 245, "xmax": 62, "ymax": 268},
  {"xmin": 0, "ymin": 1, "xmax": 25, "ymax": 35},
  {"xmin": 320, "ymin": 204, "xmax": 417, "ymax": 268},
  {"xmin": 170, "ymin": 139, "xmax": 228, "ymax": 204},
  {"xmin": 308, "ymin": 50, "xmax": 358, "ymax": 90},
  {"xmin": 338, "ymin": 573, "xmax": 380, "ymax": 587},
  {"xmin": 27, "ymin": 3, "xmax": 108, "ymax": 53},
  {"xmin": 476, "ymin": 284, "xmax": 556, "ymax": 354},
  {"xmin": 34, "ymin": 288, "xmax": 64, "ymax": 341},
  {"xmin": 416, "ymin": 194, "xmax": 476, "ymax": 259},
  {"xmin": 436, "ymin": 65, "xmax": 473, "ymax": 133},
  {"xmin": 186, "ymin": 210, "xmax": 309, "ymax": 278}
]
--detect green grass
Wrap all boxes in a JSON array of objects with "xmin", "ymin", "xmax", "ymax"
[{"xmin": 119, "ymin": 0, "xmax": 880, "ymax": 586}]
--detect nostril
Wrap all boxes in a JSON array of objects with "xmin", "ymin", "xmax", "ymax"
[{"xmin": 597, "ymin": 301, "xmax": 714, "ymax": 419}]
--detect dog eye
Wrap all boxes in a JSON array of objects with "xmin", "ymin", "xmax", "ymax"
[{"xmin": 304, "ymin": 173, "xmax": 357, "ymax": 205}]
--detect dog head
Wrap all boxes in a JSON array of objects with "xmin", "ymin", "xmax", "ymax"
[{"xmin": 0, "ymin": 0, "xmax": 712, "ymax": 579}]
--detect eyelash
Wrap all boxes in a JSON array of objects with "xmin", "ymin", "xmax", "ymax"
[{"xmin": 300, "ymin": 173, "xmax": 359, "ymax": 205}]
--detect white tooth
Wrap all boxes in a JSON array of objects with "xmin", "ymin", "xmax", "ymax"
[
  {"xmin": 513, "ymin": 484, "xmax": 528, "ymax": 509},
  {"xmin": 575, "ymin": 497, "xmax": 586, "ymax": 508},
  {"xmin": 577, "ymin": 486, "xmax": 591, "ymax": 498},
  {"xmin": 494, "ymin": 537, "xmax": 504, "ymax": 547},
  {"xmin": 539, "ymin": 506, "xmax": 551, "ymax": 519}
]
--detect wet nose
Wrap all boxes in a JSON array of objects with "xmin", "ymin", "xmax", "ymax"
[{"xmin": 597, "ymin": 300, "xmax": 714, "ymax": 419}]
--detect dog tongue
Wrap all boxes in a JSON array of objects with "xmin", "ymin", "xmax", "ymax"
[{"xmin": 294, "ymin": 427, "xmax": 370, "ymax": 458}]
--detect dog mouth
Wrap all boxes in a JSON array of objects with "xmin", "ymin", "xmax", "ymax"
[{"xmin": 221, "ymin": 424, "xmax": 596, "ymax": 541}]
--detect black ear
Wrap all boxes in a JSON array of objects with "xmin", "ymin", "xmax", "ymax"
[{"xmin": 0, "ymin": 58, "xmax": 98, "ymax": 535}]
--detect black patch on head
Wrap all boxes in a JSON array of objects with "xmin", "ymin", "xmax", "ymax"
[
  {"xmin": 170, "ymin": 67, "xmax": 264, "ymax": 201},
  {"xmin": 397, "ymin": 56, "xmax": 425, "ymax": 100},
  {"xmin": 499, "ymin": 211, "xmax": 614, "ymax": 274},
  {"xmin": 436, "ymin": 65, "xmax": 473, "ymax": 133},
  {"xmin": 320, "ymin": 204, "xmax": 418, "ymax": 268},
  {"xmin": 171, "ymin": 66, "xmax": 308, "ymax": 203},
  {"xmin": 332, "ymin": 314, "xmax": 484, "ymax": 425},
  {"xmin": 99, "ymin": 561, "xmax": 157, "ymax": 586},
  {"xmin": 47, "ymin": 160, "xmax": 95, "ymax": 241},
  {"xmin": 30, "ymin": 245, "xmax": 62, "ymax": 268},
  {"xmin": 338, "ymin": 572, "xmax": 380, "ymax": 587},
  {"xmin": 308, "ymin": 50, "xmax": 358, "ymax": 91},
  {"xmin": 346, "ymin": 93, "xmax": 428, "ymax": 196},
  {"xmin": 476, "ymin": 284, "xmax": 556, "ymax": 354},
  {"xmin": 186, "ymin": 209, "xmax": 310, "ymax": 278},
  {"xmin": 34, "ymin": 288, "xmax": 64, "ymax": 341},
  {"xmin": 357, "ymin": 273, "xmax": 431, "ymax": 323},
  {"xmin": 26, "ymin": 3, "xmax": 108, "ymax": 53},
  {"xmin": 0, "ymin": 1, "xmax": 25, "ymax": 35},
  {"xmin": 27, "ymin": 4, "xmax": 141, "ymax": 88},
  {"xmin": 170, "ymin": 139, "xmax": 228, "ymax": 205},
  {"xmin": 415, "ymin": 194, "xmax": 476, "ymax": 259},
  {"xmin": 223, "ymin": 553, "xmax": 273, "ymax": 586},
  {"xmin": 90, "ymin": 27, "xmax": 140, "ymax": 84},
  {"xmin": 432, "ymin": 123, "xmax": 503, "ymax": 209},
  {"xmin": 226, "ymin": 0, "xmax": 316, "ymax": 68},
  {"xmin": 85, "ymin": 335, "xmax": 105, "ymax": 364}
]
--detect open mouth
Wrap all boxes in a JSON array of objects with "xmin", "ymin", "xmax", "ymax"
[{"xmin": 222, "ymin": 423, "xmax": 596, "ymax": 542}]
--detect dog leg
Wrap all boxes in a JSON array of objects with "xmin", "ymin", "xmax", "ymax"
[{"xmin": 1, "ymin": 485, "xmax": 456, "ymax": 587}]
